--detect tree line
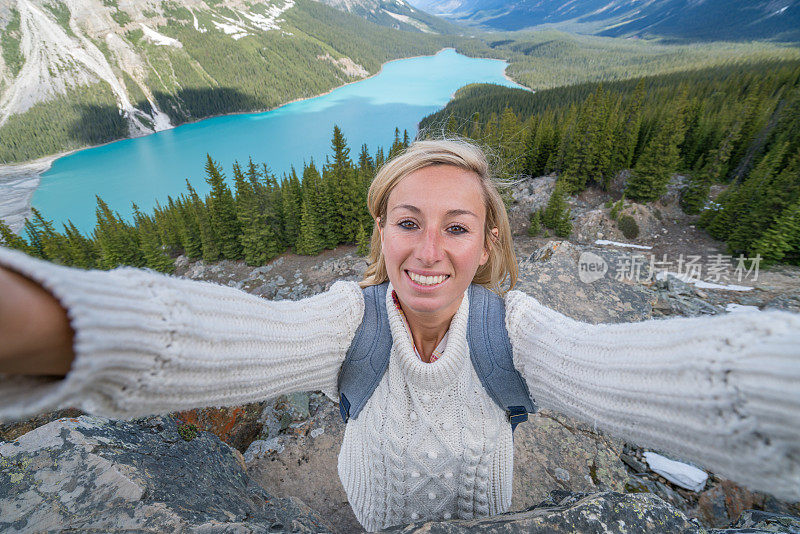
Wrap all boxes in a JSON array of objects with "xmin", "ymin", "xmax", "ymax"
[{"xmin": 0, "ymin": 126, "xmax": 410, "ymax": 273}]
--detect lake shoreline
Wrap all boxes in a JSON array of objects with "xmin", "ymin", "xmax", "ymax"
[{"xmin": 0, "ymin": 48, "xmax": 523, "ymax": 234}]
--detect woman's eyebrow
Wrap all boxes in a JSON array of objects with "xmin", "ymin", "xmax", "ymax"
[{"xmin": 391, "ymin": 205, "xmax": 478, "ymax": 218}]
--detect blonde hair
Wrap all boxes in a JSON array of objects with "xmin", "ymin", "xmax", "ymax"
[{"xmin": 360, "ymin": 138, "xmax": 518, "ymax": 295}]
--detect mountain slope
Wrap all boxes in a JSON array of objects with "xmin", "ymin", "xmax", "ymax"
[
  {"xmin": 0, "ymin": 0, "xmax": 460, "ymax": 163},
  {"xmin": 407, "ymin": 0, "xmax": 800, "ymax": 42}
]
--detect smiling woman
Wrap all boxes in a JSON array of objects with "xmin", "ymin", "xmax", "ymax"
[
  {"xmin": 0, "ymin": 138, "xmax": 799, "ymax": 531},
  {"xmin": 363, "ymin": 142, "xmax": 514, "ymax": 361}
]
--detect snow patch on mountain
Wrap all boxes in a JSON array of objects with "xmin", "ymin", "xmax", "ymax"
[
  {"xmin": 383, "ymin": 9, "xmax": 433, "ymax": 32},
  {"xmin": 141, "ymin": 24, "xmax": 183, "ymax": 47}
]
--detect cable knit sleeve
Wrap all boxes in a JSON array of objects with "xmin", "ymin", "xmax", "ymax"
[
  {"xmin": 504, "ymin": 289, "xmax": 800, "ymax": 501},
  {"xmin": 0, "ymin": 247, "xmax": 364, "ymax": 423}
]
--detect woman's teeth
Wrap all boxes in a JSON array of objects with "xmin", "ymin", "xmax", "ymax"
[{"xmin": 408, "ymin": 272, "xmax": 448, "ymax": 286}]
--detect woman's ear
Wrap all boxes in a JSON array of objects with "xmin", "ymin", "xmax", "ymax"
[
  {"xmin": 376, "ymin": 217, "xmax": 383, "ymax": 246},
  {"xmin": 480, "ymin": 227, "xmax": 498, "ymax": 265}
]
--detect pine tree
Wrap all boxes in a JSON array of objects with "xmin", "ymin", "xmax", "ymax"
[
  {"xmin": 176, "ymin": 193, "xmax": 203, "ymax": 260},
  {"xmin": 23, "ymin": 218, "xmax": 45, "ymax": 259},
  {"xmin": 0, "ymin": 218, "xmax": 32, "ymax": 254},
  {"xmin": 355, "ymin": 222, "xmax": 369, "ymax": 256},
  {"xmin": 29, "ymin": 207, "xmax": 70, "ymax": 264},
  {"xmin": 498, "ymin": 107, "xmax": 524, "ymax": 175},
  {"xmin": 153, "ymin": 198, "xmax": 183, "ymax": 253},
  {"xmin": 388, "ymin": 127, "xmax": 404, "ymax": 159},
  {"xmin": 626, "ymin": 93, "xmax": 687, "ymax": 203},
  {"xmin": 611, "ymin": 79, "xmax": 645, "ymax": 172},
  {"xmin": 204, "ymin": 154, "xmax": 242, "ymax": 260},
  {"xmin": 560, "ymin": 86, "xmax": 614, "ymax": 193},
  {"xmin": 295, "ymin": 191, "xmax": 323, "ymax": 255},
  {"xmin": 93, "ymin": 196, "xmax": 143, "ymax": 269},
  {"xmin": 185, "ymin": 180, "xmax": 220, "ymax": 263},
  {"xmin": 63, "ymin": 220, "xmax": 97, "ymax": 269},
  {"xmin": 132, "ymin": 203, "xmax": 174, "ymax": 273},
  {"xmin": 324, "ymin": 125, "xmax": 358, "ymax": 243},
  {"xmin": 542, "ymin": 181, "xmax": 572, "ymax": 237},
  {"xmin": 235, "ymin": 161, "xmax": 279, "ymax": 265},
  {"xmin": 281, "ymin": 168, "xmax": 303, "ymax": 247},
  {"xmin": 751, "ymin": 196, "xmax": 800, "ymax": 266},
  {"xmin": 527, "ymin": 209, "xmax": 541, "ymax": 236},
  {"xmin": 681, "ymin": 120, "xmax": 742, "ymax": 214}
]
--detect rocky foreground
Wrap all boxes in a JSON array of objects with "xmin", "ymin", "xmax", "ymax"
[{"xmin": 2, "ymin": 174, "xmax": 799, "ymax": 532}]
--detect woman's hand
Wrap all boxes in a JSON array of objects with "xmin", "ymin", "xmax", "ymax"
[{"xmin": 0, "ymin": 265, "xmax": 75, "ymax": 376}]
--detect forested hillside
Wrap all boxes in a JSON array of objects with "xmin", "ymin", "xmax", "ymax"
[
  {"xmin": 421, "ymin": 59, "xmax": 800, "ymax": 265},
  {"xmin": 0, "ymin": 0, "xmax": 464, "ymax": 163},
  {"xmin": 482, "ymin": 30, "xmax": 800, "ymax": 91}
]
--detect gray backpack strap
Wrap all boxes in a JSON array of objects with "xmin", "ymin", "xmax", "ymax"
[
  {"xmin": 466, "ymin": 284, "xmax": 538, "ymax": 432},
  {"xmin": 337, "ymin": 282, "xmax": 392, "ymax": 423}
]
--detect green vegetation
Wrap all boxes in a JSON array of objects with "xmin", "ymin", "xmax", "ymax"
[
  {"xmin": 43, "ymin": 2, "xmax": 75, "ymax": 38},
  {"xmin": 486, "ymin": 30, "xmax": 800, "ymax": 91},
  {"xmin": 1, "ymin": 8, "xmax": 23, "ymax": 77},
  {"xmin": 541, "ymin": 183, "xmax": 572, "ymax": 238},
  {"xmin": 617, "ymin": 215, "xmax": 639, "ymax": 240},
  {"xmin": 0, "ymin": 82, "xmax": 126, "ymax": 163},
  {"xmin": 177, "ymin": 423, "xmax": 198, "ymax": 441},
  {"xmin": 527, "ymin": 209, "xmax": 541, "ymax": 236}
]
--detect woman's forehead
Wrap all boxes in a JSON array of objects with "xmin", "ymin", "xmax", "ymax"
[{"xmin": 388, "ymin": 165, "xmax": 485, "ymax": 214}]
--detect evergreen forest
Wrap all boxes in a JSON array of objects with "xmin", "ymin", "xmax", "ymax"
[{"xmin": 419, "ymin": 59, "xmax": 800, "ymax": 266}]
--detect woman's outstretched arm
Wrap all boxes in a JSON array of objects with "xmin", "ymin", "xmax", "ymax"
[
  {"xmin": 504, "ymin": 289, "xmax": 800, "ymax": 502},
  {"xmin": 0, "ymin": 246, "xmax": 364, "ymax": 423}
]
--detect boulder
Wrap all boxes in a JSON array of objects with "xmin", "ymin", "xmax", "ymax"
[
  {"xmin": 515, "ymin": 240, "xmax": 654, "ymax": 323},
  {"xmin": 512, "ymin": 410, "xmax": 628, "ymax": 509},
  {"xmin": 383, "ymin": 491, "xmax": 703, "ymax": 533},
  {"xmin": 0, "ymin": 415, "xmax": 334, "ymax": 532},
  {"xmin": 245, "ymin": 397, "xmax": 629, "ymax": 533},
  {"xmin": 245, "ymin": 397, "xmax": 361, "ymax": 533}
]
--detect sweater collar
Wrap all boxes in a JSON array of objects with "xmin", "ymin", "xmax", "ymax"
[{"xmin": 385, "ymin": 282, "xmax": 470, "ymax": 390}]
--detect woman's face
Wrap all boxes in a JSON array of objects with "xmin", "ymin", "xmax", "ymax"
[{"xmin": 379, "ymin": 164, "xmax": 490, "ymax": 319}]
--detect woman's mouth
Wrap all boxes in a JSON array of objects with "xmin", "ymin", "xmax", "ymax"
[{"xmin": 405, "ymin": 270, "xmax": 450, "ymax": 287}]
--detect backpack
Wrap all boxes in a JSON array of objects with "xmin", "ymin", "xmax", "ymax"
[{"xmin": 336, "ymin": 282, "xmax": 538, "ymax": 434}]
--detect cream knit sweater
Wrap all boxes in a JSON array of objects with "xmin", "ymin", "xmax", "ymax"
[{"xmin": 1, "ymin": 246, "xmax": 799, "ymax": 530}]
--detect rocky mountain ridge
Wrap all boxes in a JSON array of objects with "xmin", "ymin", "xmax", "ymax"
[{"xmin": 407, "ymin": 0, "xmax": 800, "ymax": 41}]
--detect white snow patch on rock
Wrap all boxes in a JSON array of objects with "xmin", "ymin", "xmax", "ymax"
[
  {"xmin": 140, "ymin": 24, "xmax": 182, "ymax": 48},
  {"xmin": 383, "ymin": 9, "xmax": 433, "ymax": 32},
  {"xmin": 594, "ymin": 239, "xmax": 652, "ymax": 250},
  {"xmin": 656, "ymin": 271, "xmax": 754, "ymax": 291},
  {"xmin": 726, "ymin": 303, "xmax": 760, "ymax": 313},
  {"xmin": 644, "ymin": 451, "xmax": 708, "ymax": 492}
]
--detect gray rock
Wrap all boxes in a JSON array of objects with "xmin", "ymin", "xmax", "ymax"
[
  {"xmin": 512, "ymin": 410, "xmax": 628, "ymax": 509},
  {"xmin": 382, "ymin": 491, "xmax": 703, "ymax": 533},
  {"xmin": 708, "ymin": 509, "xmax": 800, "ymax": 533},
  {"xmin": 246, "ymin": 400, "xmax": 360, "ymax": 533},
  {"xmin": 0, "ymin": 416, "xmax": 334, "ymax": 533},
  {"xmin": 515, "ymin": 240, "xmax": 654, "ymax": 323}
]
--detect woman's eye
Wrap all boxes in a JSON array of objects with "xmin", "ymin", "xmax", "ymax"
[
  {"xmin": 398, "ymin": 220, "xmax": 418, "ymax": 230},
  {"xmin": 448, "ymin": 225, "xmax": 468, "ymax": 235}
]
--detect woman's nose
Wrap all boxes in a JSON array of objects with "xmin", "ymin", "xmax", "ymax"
[{"xmin": 416, "ymin": 228, "xmax": 444, "ymax": 264}]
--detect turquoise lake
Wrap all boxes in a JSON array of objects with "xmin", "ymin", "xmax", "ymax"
[{"xmin": 33, "ymin": 49, "xmax": 524, "ymax": 234}]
